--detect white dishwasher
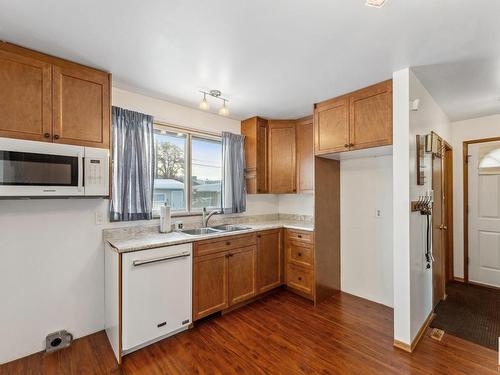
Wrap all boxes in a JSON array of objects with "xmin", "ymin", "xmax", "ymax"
[{"xmin": 122, "ymin": 243, "xmax": 192, "ymax": 353}]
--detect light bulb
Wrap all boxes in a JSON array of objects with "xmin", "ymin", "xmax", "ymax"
[
  {"xmin": 218, "ymin": 100, "xmax": 229, "ymax": 116},
  {"xmin": 199, "ymin": 93, "xmax": 209, "ymax": 110},
  {"xmin": 365, "ymin": 0, "xmax": 386, "ymax": 7}
]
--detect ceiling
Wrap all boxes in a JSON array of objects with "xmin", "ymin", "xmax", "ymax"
[
  {"xmin": 413, "ymin": 59, "xmax": 500, "ymax": 122},
  {"xmin": 1, "ymin": 0, "xmax": 500, "ymax": 120}
]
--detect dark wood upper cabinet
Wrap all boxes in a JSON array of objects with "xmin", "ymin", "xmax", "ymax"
[
  {"xmin": 314, "ymin": 80, "xmax": 392, "ymax": 155},
  {"xmin": 295, "ymin": 116, "xmax": 314, "ymax": 194},
  {"xmin": 53, "ymin": 63, "xmax": 110, "ymax": 148},
  {"xmin": 0, "ymin": 49, "xmax": 52, "ymax": 142},
  {"xmin": 268, "ymin": 120, "xmax": 296, "ymax": 194},
  {"xmin": 241, "ymin": 116, "xmax": 268, "ymax": 194},
  {"xmin": 0, "ymin": 42, "xmax": 111, "ymax": 149},
  {"xmin": 257, "ymin": 229, "xmax": 282, "ymax": 293}
]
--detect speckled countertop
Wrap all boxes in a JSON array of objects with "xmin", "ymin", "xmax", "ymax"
[{"xmin": 106, "ymin": 220, "xmax": 314, "ymax": 253}]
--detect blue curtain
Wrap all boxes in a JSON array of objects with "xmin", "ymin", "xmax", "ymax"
[
  {"xmin": 110, "ymin": 107, "xmax": 155, "ymax": 221},
  {"xmin": 221, "ymin": 132, "xmax": 246, "ymax": 214}
]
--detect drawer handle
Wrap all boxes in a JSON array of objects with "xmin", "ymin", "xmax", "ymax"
[
  {"xmin": 157, "ymin": 321, "xmax": 167, "ymax": 328},
  {"xmin": 133, "ymin": 251, "xmax": 190, "ymax": 267},
  {"xmin": 297, "ymin": 235, "xmax": 302, "ymax": 238}
]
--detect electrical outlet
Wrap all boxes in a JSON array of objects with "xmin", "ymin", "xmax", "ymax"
[
  {"xmin": 375, "ymin": 209, "xmax": 383, "ymax": 218},
  {"xmin": 95, "ymin": 211, "xmax": 104, "ymax": 225}
]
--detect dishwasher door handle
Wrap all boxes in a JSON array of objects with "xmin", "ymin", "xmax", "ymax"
[{"xmin": 133, "ymin": 251, "xmax": 191, "ymax": 267}]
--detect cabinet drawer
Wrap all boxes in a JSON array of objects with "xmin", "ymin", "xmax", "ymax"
[
  {"xmin": 287, "ymin": 241, "xmax": 313, "ymax": 268},
  {"xmin": 286, "ymin": 264, "xmax": 313, "ymax": 296},
  {"xmin": 194, "ymin": 233, "xmax": 257, "ymax": 257},
  {"xmin": 286, "ymin": 229, "xmax": 313, "ymax": 244}
]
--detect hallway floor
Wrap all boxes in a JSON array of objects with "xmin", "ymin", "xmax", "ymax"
[{"xmin": 431, "ymin": 281, "xmax": 500, "ymax": 350}]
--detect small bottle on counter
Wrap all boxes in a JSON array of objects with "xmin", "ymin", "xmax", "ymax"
[{"xmin": 159, "ymin": 203, "xmax": 172, "ymax": 233}]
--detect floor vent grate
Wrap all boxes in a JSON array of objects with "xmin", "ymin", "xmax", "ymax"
[{"xmin": 430, "ymin": 328, "xmax": 445, "ymax": 342}]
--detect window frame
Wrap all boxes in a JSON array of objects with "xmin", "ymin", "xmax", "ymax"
[{"xmin": 153, "ymin": 122, "xmax": 222, "ymax": 217}]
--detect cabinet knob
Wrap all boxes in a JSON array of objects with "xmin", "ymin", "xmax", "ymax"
[
  {"xmin": 298, "ymin": 252, "xmax": 302, "ymax": 257},
  {"xmin": 349, "ymin": 143, "xmax": 354, "ymax": 147},
  {"xmin": 44, "ymin": 133, "xmax": 50, "ymax": 139},
  {"xmin": 53, "ymin": 134, "xmax": 60, "ymax": 140},
  {"xmin": 298, "ymin": 277, "xmax": 302, "ymax": 281},
  {"xmin": 257, "ymin": 234, "xmax": 261, "ymax": 238},
  {"xmin": 226, "ymin": 241, "xmax": 231, "ymax": 246},
  {"xmin": 344, "ymin": 144, "xmax": 349, "ymax": 148},
  {"xmin": 298, "ymin": 235, "xmax": 302, "ymax": 238}
]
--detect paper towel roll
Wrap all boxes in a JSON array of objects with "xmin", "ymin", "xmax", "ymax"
[{"xmin": 160, "ymin": 204, "xmax": 171, "ymax": 233}]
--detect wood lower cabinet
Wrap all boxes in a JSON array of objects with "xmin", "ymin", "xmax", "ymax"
[
  {"xmin": 194, "ymin": 251, "xmax": 229, "ymax": 320},
  {"xmin": 285, "ymin": 229, "xmax": 315, "ymax": 301},
  {"xmin": 296, "ymin": 116, "xmax": 314, "ymax": 194},
  {"xmin": 228, "ymin": 245, "xmax": 257, "ymax": 305},
  {"xmin": 268, "ymin": 120, "xmax": 296, "ymax": 193},
  {"xmin": 0, "ymin": 48, "xmax": 52, "ymax": 142},
  {"xmin": 314, "ymin": 80, "xmax": 392, "ymax": 155},
  {"xmin": 257, "ymin": 229, "xmax": 283, "ymax": 293},
  {"xmin": 193, "ymin": 230, "xmax": 283, "ymax": 321},
  {"xmin": 0, "ymin": 42, "xmax": 111, "ymax": 148}
]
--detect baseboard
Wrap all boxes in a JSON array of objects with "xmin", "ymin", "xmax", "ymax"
[
  {"xmin": 393, "ymin": 312, "xmax": 435, "ymax": 353},
  {"xmin": 453, "ymin": 277, "xmax": 465, "ymax": 283}
]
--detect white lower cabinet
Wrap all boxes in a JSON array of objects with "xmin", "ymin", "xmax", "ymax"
[{"xmin": 108, "ymin": 243, "xmax": 192, "ymax": 357}]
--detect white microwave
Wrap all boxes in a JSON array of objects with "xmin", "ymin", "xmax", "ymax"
[{"xmin": 0, "ymin": 137, "xmax": 109, "ymax": 198}]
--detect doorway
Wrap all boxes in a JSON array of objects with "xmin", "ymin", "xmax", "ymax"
[{"xmin": 431, "ymin": 134, "xmax": 453, "ymax": 308}]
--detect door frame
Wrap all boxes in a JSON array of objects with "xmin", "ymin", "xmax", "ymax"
[{"xmin": 462, "ymin": 136, "xmax": 500, "ymax": 283}]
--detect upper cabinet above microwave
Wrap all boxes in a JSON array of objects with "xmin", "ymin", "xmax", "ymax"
[
  {"xmin": 0, "ymin": 42, "xmax": 111, "ymax": 149},
  {"xmin": 314, "ymin": 80, "xmax": 392, "ymax": 155}
]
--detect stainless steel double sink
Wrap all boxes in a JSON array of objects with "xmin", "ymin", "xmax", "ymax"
[{"xmin": 181, "ymin": 224, "xmax": 251, "ymax": 236}]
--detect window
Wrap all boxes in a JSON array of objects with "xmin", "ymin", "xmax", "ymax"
[{"xmin": 153, "ymin": 124, "xmax": 222, "ymax": 215}]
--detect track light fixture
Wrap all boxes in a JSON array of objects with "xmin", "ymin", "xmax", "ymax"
[{"xmin": 199, "ymin": 89, "xmax": 230, "ymax": 116}]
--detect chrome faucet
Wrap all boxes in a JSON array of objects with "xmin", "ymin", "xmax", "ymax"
[{"xmin": 202, "ymin": 207, "xmax": 221, "ymax": 228}]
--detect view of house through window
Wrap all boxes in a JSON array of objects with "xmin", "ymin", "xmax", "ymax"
[{"xmin": 153, "ymin": 125, "xmax": 222, "ymax": 214}]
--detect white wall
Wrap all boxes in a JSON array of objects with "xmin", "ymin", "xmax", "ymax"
[
  {"xmin": 451, "ymin": 114, "xmax": 500, "ymax": 279},
  {"xmin": 0, "ymin": 89, "xmax": 277, "ymax": 364},
  {"xmin": 340, "ymin": 155, "xmax": 393, "ymax": 307},
  {"xmin": 393, "ymin": 68, "xmax": 452, "ymax": 346}
]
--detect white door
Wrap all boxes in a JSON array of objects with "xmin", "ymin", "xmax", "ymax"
[{"xmin": 468, "ymin": 141, "xmax": 500, "ymax": 288}]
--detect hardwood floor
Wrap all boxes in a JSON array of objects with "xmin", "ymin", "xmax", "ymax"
[{"xmin": 2, "ymin": 289, "xmax": 498, "ymax": 374}]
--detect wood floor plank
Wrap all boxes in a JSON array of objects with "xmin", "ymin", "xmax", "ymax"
[{"xmin": 1, "ymin": 289, "xmax": 497, "ymax": 374}]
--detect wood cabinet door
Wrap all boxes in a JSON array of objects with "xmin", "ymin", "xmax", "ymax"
[
  {"xmin": 296, "ymin": 117, "xmax": 314, "ymax": 193},
  {"xmin": 193, "ymin": 251, "xmax": 229, "ymax": 320},
  {"xmin": 0, "ymin": 49, "xmax": 52, "ymax": 141},
  {"xmin": 349, "ymin": 80, "xmax": 392, "ymax": 151},
  {"xmin": 268, "ymin": 120, "xmax": 296, "ymax": 193},
  {"xmin": 228, "ymin": 245, "xmax": 257, "ymax": 305},
  {"xmin": 53, "ymin": 63, "xmax": 110, "ymax": 148},
  {"xmin": 256, "ymin": 118, "xmax": 269, "ymax": 193},
  {"xmin": 314, "ymin": 96, "xmax": 349, "ymax": 155},
  {"xmin": 257, "ymin": 230, "xmax": 282, "ymax": 293}
]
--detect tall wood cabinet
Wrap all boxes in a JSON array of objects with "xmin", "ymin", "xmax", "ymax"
[
  {"xmin": 268, "ymin": 120, "xmax": 296, "ymax": 193},
  {"xmin": 314, "ymin": 80, "xmax": 392, "ymax": 155},
  {"xmin": 295, "ymin": 116, "xmax": 314, "ymax": 194},
  {"xmin": 0, "ymin": 42, "xmax": 111, "ymax": 148}
]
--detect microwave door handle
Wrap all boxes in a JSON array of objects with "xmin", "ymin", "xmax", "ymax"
[{"xmin": 77, "ymin": 153, "xmax": 84, "ymax": 192}]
